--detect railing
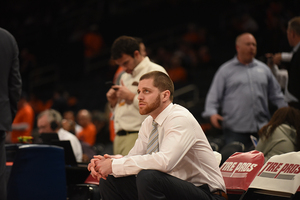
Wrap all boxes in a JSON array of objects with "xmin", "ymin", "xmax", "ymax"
[{"xmin": 173, "ymin": 84, "xmax": 199, "ymax": 109}]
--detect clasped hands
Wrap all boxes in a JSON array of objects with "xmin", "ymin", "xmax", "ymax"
[{"xmin": 87, "ymin": 154, "xmax": 123, "ymax": 181}]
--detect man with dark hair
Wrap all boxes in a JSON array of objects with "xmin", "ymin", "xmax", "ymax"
[
  {"xmin": 0, "ymin": 27, "xmax": 22, "ymax": 200},
  {"xmin": 89, "ymin": 71, "xmax": 226, "ymax": 200},
  {"xmin": 107, "ymin": 36, "xmax": 167, "ymax": 156}
]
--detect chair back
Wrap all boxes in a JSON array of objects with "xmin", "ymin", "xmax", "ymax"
[
  {"xmin": 220, "ymin": 150, "xmax": 264, "ymax": 199},
  {"xmin": 7, "ymin": 144, "xmax": 67, "ymax": 200},
  {"xmin": 241, "ymin": 151, "xmax": 300, "ymax": 200},
  {"xmin": 219, "ymin": 141, "xmax": 245, "ymax": 165}
]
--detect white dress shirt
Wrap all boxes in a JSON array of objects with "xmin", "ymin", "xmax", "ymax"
[
  {"xmin": 58, "ymin": 128, "xmax": 83, "ymax": 162},
  {"xmin": 281, "ymin": 52, "xmax": 293, "ymax": 62},
  {"xmin": 112, "ymin": 103, "xmax": 226, "ymax": 192}
]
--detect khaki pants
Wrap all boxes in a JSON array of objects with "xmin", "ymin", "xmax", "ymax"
[{"xmin": 113, "ymin": 133, "xmax": 138, "ymax": 156}]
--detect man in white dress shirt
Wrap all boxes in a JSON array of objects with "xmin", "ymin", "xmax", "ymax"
[{"xmin": 89, "ymin": 71, "xmax": 227, "ymax": 200}]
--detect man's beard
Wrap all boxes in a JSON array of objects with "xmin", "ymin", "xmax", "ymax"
[{"xmin": 139, "ymin": 94, "xmax": 160, "ymax": 115}]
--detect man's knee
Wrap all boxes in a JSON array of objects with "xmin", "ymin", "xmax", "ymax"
[
  {"xmin": 137, "ymin": 169, "xmax": 161, "ymax": 179},
  {"xmin": 136, "ymin": 170, "xmax": 162, "ymax": 190},
  {"xmin": 99, "ymin": 176, "xmax": 113, "ymax": 192}
]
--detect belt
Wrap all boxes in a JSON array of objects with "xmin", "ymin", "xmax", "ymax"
[
  {"xmin": 198, "ymin": 184, "xmax": 228, "ymax": 200},
  {"xmin": 212, "ymin": 190, "xmax": 228, "ymax": 200},
  {"xmin": 116, "ymin": 130, "xmax": 138, "ymax": 136}
]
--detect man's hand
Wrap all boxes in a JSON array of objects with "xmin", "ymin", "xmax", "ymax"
[
  {"xmin": 210, "ymin": 114, "xmax": 223, "ymax": 129},
  {"xmin": 112, "ymin": 80, "xmax": 135, "ymax": 104},
  {"xmin": 97, "ymin": 158, "xmax": 113, "ymax": 180},
  {"xmin": 106, "ymin": 88, "xmax": 118, "ymax": 107},
  {"xmin": 273, "ymin": 53, "xmax": 282, "ymax": 65},
  {"xmin": 87, "ymin": 154, "xmax": 121, "ymax": 181},
  {"xmin": 103, "ymin": 154, "xmax": 123, "ymax": 159},
  {"xmin": 88, "ymin": 156, "xmax": 105, "ymax": 181}
]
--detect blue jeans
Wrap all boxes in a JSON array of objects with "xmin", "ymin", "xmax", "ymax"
[{"xmin": 223, "ymin": 129, "xmax": 258, "ymax": 150}]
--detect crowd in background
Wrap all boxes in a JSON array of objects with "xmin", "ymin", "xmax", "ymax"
[{"xmin": 1, "ymin": 0, "xmax": 300, "ymax": 155}]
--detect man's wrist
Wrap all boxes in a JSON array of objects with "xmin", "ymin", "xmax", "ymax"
[
  {"xmin": 125, "ymin": 92, "xmax": 135, "ymax": 104},
  {"xmin": 110, "ymin": 158, "xmax": 113, "ymax": 174}
]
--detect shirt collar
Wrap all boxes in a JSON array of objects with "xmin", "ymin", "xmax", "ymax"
[
  {"xmin": 132, "ymin": 56, "xmax": 150, "ymax": 77},
  {"xmin": 233, "ymin": 55, "xmax": 256, "ymax": 67},
  {"xmin": 293, "ymin": 41, "xmax": 300, "ymax": 53},
  {"xmin": 152, "ymin": 103, "xmax": 173, "ymax": 126}
]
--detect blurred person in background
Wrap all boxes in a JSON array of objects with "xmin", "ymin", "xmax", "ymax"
[
  {"xmin": 106, "ymin": 36, "xmax": 167, "ymax": 156},
  {"xmin": 76, "ymin": 109, "xmax": 97, "ymax": 146},
  {"xmin": 37, "ymin": 109, "xmax": 83, "ymax": 162},
  {"xmin": 63, "ymin": 110, "xmax": 82, "ymax": 134},
  {"xmin": 76, "ymin": 109, "xmax": 97, "ymax": 162},
  {"xmin": 108, "ymin": 37, "xmax": 148, "ymax": 143},
  {"xmin": 6, "ymin": 92, "xmax": 34, "ymax": 143},
  {"xmin": 283, "ymin": 16, "xmax": 300, "ymax": 109},
  {"xmin": 256, "ymin": 106, "xmax": 300, "ymax": 163},
  {"xmin": 202, "ymin": 33, "xmax": 287, "ymax": 149}
]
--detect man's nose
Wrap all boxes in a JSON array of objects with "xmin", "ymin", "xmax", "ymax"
[{"xmin": 138, "ymin": 93, "xmax": 143, "ymax": 100}]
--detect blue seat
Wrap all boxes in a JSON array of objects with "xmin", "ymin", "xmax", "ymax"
[{"xmin": 7, "ymin": 144, "xmax": 67, "ymax": 200}]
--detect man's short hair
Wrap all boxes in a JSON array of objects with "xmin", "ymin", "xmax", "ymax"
[
  {"xmin": 38, "ymin": 109, "xmax": 62, "ymax": 126},
  {"xmin": 288, "ymin": 16, "xmax": 300, "ymax": 36},
  {"xmin": 111, "ymin": 36, "xmax": 140, "ymax": 60},
  {"xmin": 140, "ymin": 71, "xmax": 174, "ymax": 102}
]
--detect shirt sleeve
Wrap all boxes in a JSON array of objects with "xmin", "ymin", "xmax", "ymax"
[
  {"xmin": 111, "ymin": 115, "xmax": 196, "ymax": 177},
  {"xmin": 202, "ymin": 68, "xmax": 225, "ymax": 118},
  {"xmin": 281, "ymin": 52, "xmax": 293, "ymax": 62},
  {"xmin": 266, "ymin": 68, "xmax": 288, "ymax": 108}
]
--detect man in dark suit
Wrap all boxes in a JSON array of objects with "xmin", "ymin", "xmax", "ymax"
[
  {"xmin": 285, "ymin": 16, "xmax": 300, "ymax": 109},
  {"xmin": 0, "ymin": 27, "xmax": 22, "ymax": 200}
]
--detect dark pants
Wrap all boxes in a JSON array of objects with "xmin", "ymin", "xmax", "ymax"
[
  {"xmin": 0, "ymin": 131, "xmax": 6, "ymax": 200},
  {"xmin": 223, "ymin": 129, "xmax": 258, "ymax": 150},
  {"xmin": 99, "ymin": 170, "xmax": 226, "ymax": 200}
]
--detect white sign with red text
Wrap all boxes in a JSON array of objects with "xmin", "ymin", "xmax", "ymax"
[{"xmin": 249, "ymin": 151, "xmax": 300, "ymax": 194}]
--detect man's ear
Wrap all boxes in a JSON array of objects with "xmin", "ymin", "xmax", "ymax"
[
  {"xmin": 292, "ymin": 30, "xmax": 297, "ymax": 39},
  {"xmin": 133, "ymin": 50, "xmax": 140, "ymax": 58},
  {"xmin": 162, "ymin": 90, "xmax": 171, "ymax": 103}
]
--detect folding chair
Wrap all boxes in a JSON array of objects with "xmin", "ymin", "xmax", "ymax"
[
  {"xmin": 220, "ymin": 150, "xmax": 265, "ymax": 200},
  {"xmin": 219, "ymin": 141, "xmax": 245, "ymax": 166},
  {"xmin": 240, "ymin": 151, "xmax": 300, "ymax": 200}
]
